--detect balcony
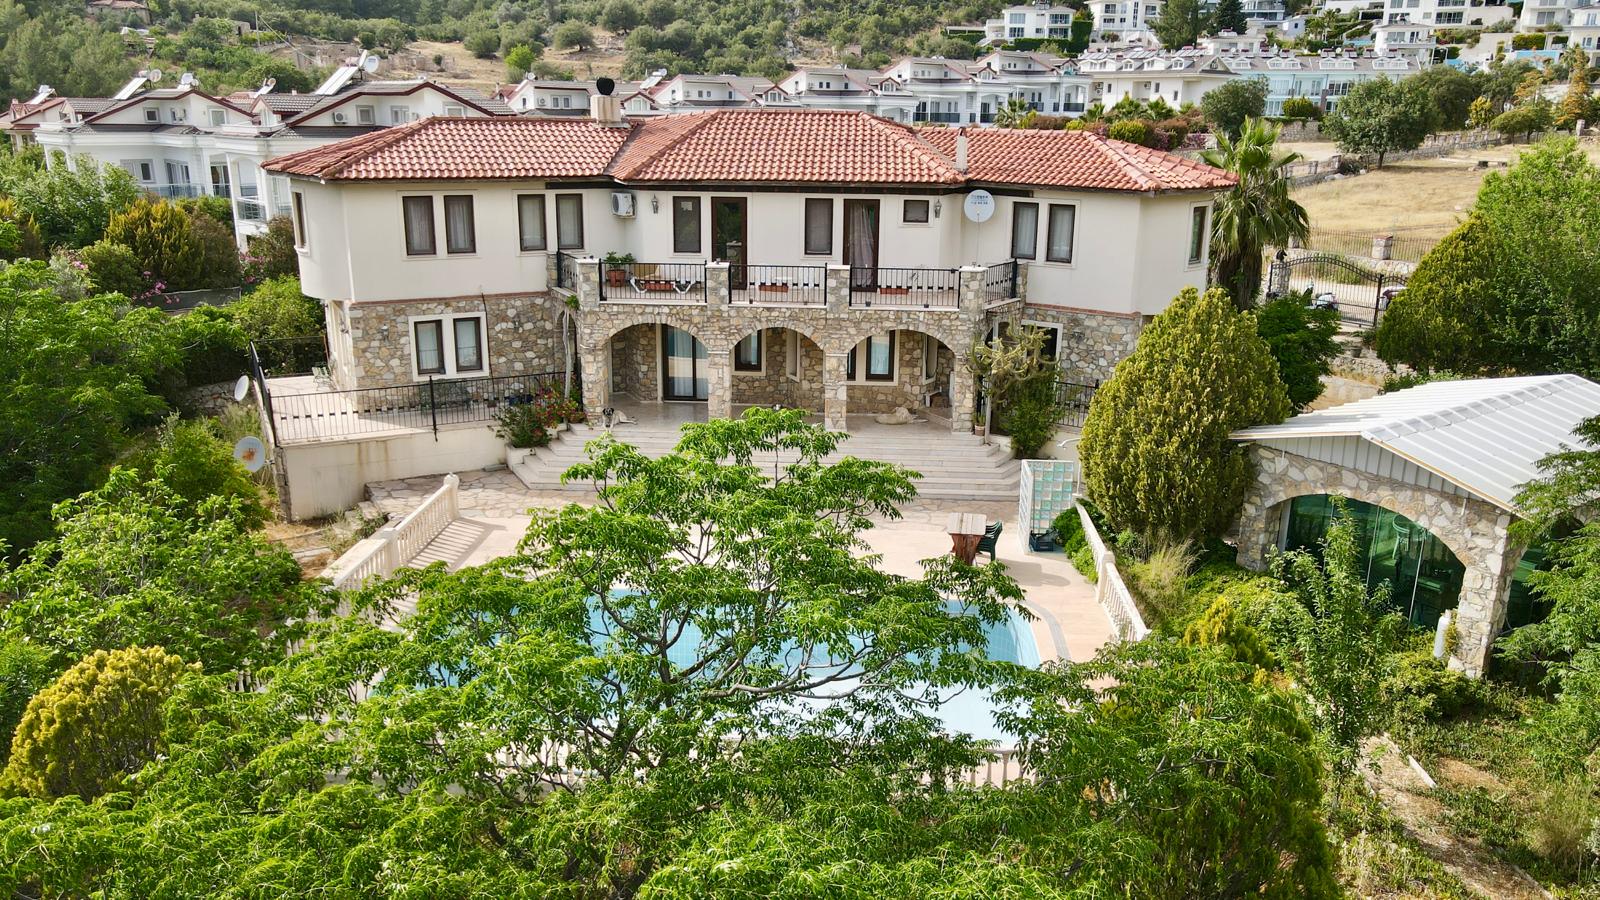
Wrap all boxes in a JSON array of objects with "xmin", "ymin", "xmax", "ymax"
[
  {"xmin": 848, "ymin": 266, "xmax": 961, "ymax": 309},
  {"xmin": 598, "ymin": 262, "xmax": 708, "ymax": 303},
  {"xmin": 729, "ymin": 264, "xmax": 828, "ymax": 306},
  {"xmin": 912, "ymin": 110, "xmax": 964, "ymax": 123},
  {"xmin": 146, "ymin": 183, "xmax": 205, "ymax": 199}
]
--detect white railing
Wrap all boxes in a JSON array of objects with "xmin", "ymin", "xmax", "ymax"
[
  {"xmin": 1077, "ymin": 502, "xmax": 1150, "ymax": 642},
  {"xmin": 959, "ymin": 748, "xmax": 1035, "ymax": 786},
  {"xmin": 325, "ymin": 474, "xmax": 460, "ymax": 591}
]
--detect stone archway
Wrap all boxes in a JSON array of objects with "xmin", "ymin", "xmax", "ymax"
[
  {"xmin": 825, "ymin": 324, "xmax": 978, "ymax": 433},
  {"xmin": 1231, "ymin": 444, "xmax": 1517, "ymax": 678},
  {"xmin": 579, "ymin": 317, "xmax": 720, "ymax": 413},
  {"xmin": 726, "ymin": 325, "xmax": 827, "ymax": 414}
]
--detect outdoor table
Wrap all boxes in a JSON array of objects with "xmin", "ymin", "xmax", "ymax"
[{"xmin": 947, "ymin": 512, "xmax": 988, "ymax": 565}]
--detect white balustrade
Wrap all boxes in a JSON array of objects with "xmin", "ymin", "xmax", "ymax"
[
  {"xmin": 325, "ymin": 473, "xmax": 461, "ymax": 591},
  {"xmin": 1076, "ymin": 502, "xmax": 1150, "ymax": 642}
]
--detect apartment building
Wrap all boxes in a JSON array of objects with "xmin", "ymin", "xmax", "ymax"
[
  {"xmin": 1081, "ymin": 46, "xmax": 1422, "ymax": 113},
  {"xmin": 881, "ymin": 51, "xmax": 1093, "ymax": 122},
  {"xmin": 1091, "ymin": 0, "xmax": 1166, "ymax": 43},
  {"xmin": 983, "ymin": 2, "xmax": 1080, "ymax": 44},
  {"xmin": 255, "ymin": 102, "xmax": 1230, "ymax": 514}
]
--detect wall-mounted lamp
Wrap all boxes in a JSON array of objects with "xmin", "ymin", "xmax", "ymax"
[
  {"xmin": 650, "ymin": 194, "xmax": 660, "ymax": 214},
  {"xmin": 379, "ymin": 323, "xmax": 390, "ymax": 341},
  {"xmin": 933, "ymin": 198, "xmax": 942, "ymax": 219},
  {"xmin": 509, "ymin": 311, "xmax": 522, "ymax": 332}
]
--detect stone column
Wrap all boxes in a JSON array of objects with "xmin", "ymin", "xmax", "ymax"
[
  {"xmin": 825, "ymin": 264, "xmax": 852, "ymax": 314},
  {"xmin": 575, "ymin": 258, "xmax": 602, "ymax": 311},
  {"xmin": 1449, "ymin": 513, "xmax": 1516, "ymax": 678},
  {"xmin": 704, "ymin": 348, "xmax": 733, "ymax": 420},
  {"xmin": 579, "ymin": 339, "xmax": 610, "ymax": 415},
  {"xmin": 958, "ymin": 264, "xmax": 987, "ymax": 316},
  {"xmin": 1372, "ymin": 234, "xmax": 1394, "ymax": 261},
  {"xmin": 822, "ymin": 352, "xmax": 850, "ymax": 432},
  {"xmin": 705, "ymin": 261, "xmax": 730, "ymax": 308},
  {"xmin": 949, "ymin": 359, "xmax": 976, "ymax": 434},
  {"xmin": 1015, "ymin": 260, "xmax": 1030, "ymax": 302}
]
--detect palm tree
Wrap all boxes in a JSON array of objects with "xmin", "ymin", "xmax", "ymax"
[
  {"xmin": 1199, "ymin": 117, "xmax": 1310, "ymax": 309},
  {"xmin": 994, "ymin": 97, "xmax": 1033, "ymax": 128}
]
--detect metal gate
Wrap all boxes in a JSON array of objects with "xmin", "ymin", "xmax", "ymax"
[{"xmin": 1265, "ymin": 252, "xmax": 1404, "ymax": 328}]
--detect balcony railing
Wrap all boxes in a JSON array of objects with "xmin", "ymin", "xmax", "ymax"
[
  {"xmin": 235, "ymin": 196, "xmax": 267, "ymax": 222},
  {"xmin": 912, "ymin": 111, "xmax": 963, "ymax": 123},
  {"xmin": 599, "ymin": 262, "xmax": 707, "ymax": 302},
  {"xmin": 983, "ymin": 260, "xmax": 1018, "ymax": 303},
  {"xmin": 729, "ymin": 264, "xmax": 828, "ymax": 306},
  {"xmin": 146, "ymin": 182, "xmax": 205, "ymax": 199},
  {"xmin": 1061, "ymin": 101, "xmax": 1087, "ymax": 113},
  {"xmin": 848, "ymin": 266, "xmax": 961, "ymax": 309},
  {"xmin": 555, "ymin": 250, "xmax": 577, "ymax": 290}
]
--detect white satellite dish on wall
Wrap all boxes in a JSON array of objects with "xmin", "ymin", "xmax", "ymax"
[
  {"xmin": 233, "ymin": 374, "xmax": 251, "ymax": 402},
  {"xmin": 963, "ymin": 190, "xmax": 995, "ymax": 223},
  {"xmin": 233, "ymin": 436, "xmax": 267, "ymax": 473}
]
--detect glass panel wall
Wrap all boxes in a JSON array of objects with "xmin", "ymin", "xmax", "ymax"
[{"xmin": 1281, "ymin": 495, "xmax": 1465, "ymax": 628}]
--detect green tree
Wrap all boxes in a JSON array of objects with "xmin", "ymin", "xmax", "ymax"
[
  {"xmin": 1323, "ymin": 75, "xmax": 1438, "ymax": 167},
  {"xmin": 967, "ymin": 326, "xmax": 1070, "ymax": 458},
  {"xmin": 1200, "ymin": 77, "xmax": 1268, "ymax": 139},
  {"xmin": 1407, "ymin": 66, "xmax": 1486, "ymax": 130},
  {"xmin": 1268, "ymin": 503, "xmax": 1393, "ymax": 807},
  {"xmin": 1373, "ymin": 139, "xmax": 1600, "ymax": 377},
  {"xmin": 1, "ymin": 647, "xmax": 193, "ymax": 799},
  {"xmin": 1210, "ymin": 0, "xmax": 1248, "ymax": 35},
  {"xmin": 124, "ymin": 416, "xmax": 268, "ymax": 528},
  {"xmin": 0, "ymin": 638, "xmax": 52, "ymax": 766},
  {"xmin": 1280, "ymin": 96, "xmax": 1319, "ymax": 119},
  {"xmin": 463, "ymin": 28, "xmax": 501, "ymax": 57},
  {"xmin": 1200, "ymin": 117, "xmax": 1310, "ymax": 308},
  {"xmin": 186, "ymin": 207, "xmax": 242, "ymax": 289},
  {"xmin": 552, "ymin": 21, "xmax": 595, "ymax": 50},
  {"xmin": 1491, "ymin": 100, "xmax": 1554, "ymax": 140},
  {"xmin": 1080, "ymin": 287, "xmax": 1291, "ymax": 544},
  {"xmin": 102, "ymin": 197, "xmax": 202, "ymax": 290},
  {"xmin": 993, "ymin": 96, "xmax": 1032, "ymax": 128},
  {"xmin": 1256, "ymin": 291, "xmax": 1340, "ymax": 411},
  {"xmin": 644, "ymin": 0, "xmax": 677, "ymax": 28},
  {"xmin": 242, "ymin": 215, "xmax": 298, "ymax": 281},
  {"xmin": 1468, "ymin": 95, "xmax": 1496, "ymax": 128},
  {"xmin": 229, "ymin": 275, "xmax": 322, "ymax": 344},
  {"xmin": 0, "ymin": 467, "xmax": 311, "ymax": 674},
  {"xmin": 0, "ymin": 155, "xmax": 139, "ymax": 248},
  {"xmin": 1557, "ymin": 58, "xmax": 1592, "ymax": 131},
  {"xmin": 504, "ymin": 43, "xmax": 536, "ymax": 79},
  {"xmin": 1155, "ymin": 0, "xmax": 1209, "ymax": 49},
  {"xmin": 601, "ymin": 0, "xmax": 642, "ymax": 33},
  {"xmin": 76, "ymin": 238, "xmax": 147, "ymax": 297}
]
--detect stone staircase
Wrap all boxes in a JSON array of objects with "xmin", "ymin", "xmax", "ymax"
[{"xmin": 508, "ymin": 425, "xmax": 1022, "ymax": 502}]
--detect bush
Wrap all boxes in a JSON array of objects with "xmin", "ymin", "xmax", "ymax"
[
  {"xmin": 0, "ymin": 638, "xmax": 53, "ymax": 767},
  {"xmin": 552, "ymin": 21, "xmax": 594, "ymax": 50},
  {"xmin": 463, "ymin": 29, "xmax": 501, "ymax": 57},
  {"xmin": 1107, "ymin": 118, "xmax": 1156, "ymax": 147},
  {"xmin": 230, "ymin": 276, "xmax": 322, "ymax": 344},
  {"xmin": 187, "ymin": 210, "xmax": 242, "ymax": 290},
  {"xmin": 103, "ymin": 197, "xmax": 200, "ymax": 291},
  {"xmin": 1071, "ymin": 544, "xmax": 1097, "ymax": 582},
  {"xmin": 1183, "ymin": 595, "xmax": 1276, "ymax": 669},
  {"xmin": 1280, "ymin": 97, "xmax": 1320, "ymax": 120},
  {"xmin": 1257, "ymin": 290, "xmax": 1341, "ymax": 411},
  {"xmin": 493, "ymin": 403, "xmax": 551, "ymax": 449},
  {"xmin": 1382, "ymin": 651, "xmax": 1480, "ymax": 739},
  {"xmin": 1512, "ymin": 32, "xmax": 1546, "ymax": 50},
  {"xmin": 1, "ymin": 646, "xmax": 194, "ymax": 799},
  {"xmin": 77, "ymin": 239, "xmax": 148, "ymax": 298},
  {"xmin": 243, "ymin": 216, "xmax": 299, "ymax": 282},
  {"xmin": 125, "ymin": 416, "xmax": 269, "ymax": 529},
  {"xmin": 175, "ymin": 195, "xmax": 234, "ymax": 231},
  {"xmin": 1123, "ymin": 541, "xmax": 1198, "ymax": 628}
]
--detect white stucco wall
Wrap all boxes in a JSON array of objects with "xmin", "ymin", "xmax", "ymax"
[{"xmin": 277, "ymin": 421, "xmax": 505, "ymax": 519}]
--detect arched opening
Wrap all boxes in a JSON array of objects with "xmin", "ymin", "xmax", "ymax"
[
  {"xmin": 605, "ymin": 322, "xmax": 711, "ymax": 403},
  {"xmin": 728, "ymin": 326, "xmax": 825, "ymax": 413},
  {"xmin": 838, "ymin": 328, "xmax": 961, "ymax": 425},
  {"xmin": 1276, "ymin": 494, "xmax": 1467, "ymax": 629},
  {"xmin": 1503, "ymin": 519, "xmax": 1578, "ymax": 632}
]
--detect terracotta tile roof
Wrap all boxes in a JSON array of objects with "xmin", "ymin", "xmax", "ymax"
[
  {"xmin": 919, "ymin": 126, "xmax": 1236, "ymax": 192},
  {"xmin": 262, "ymin": 116, "xmax": 630, "ymax": 180},
  {"xmin": 263, "ymin": 110, "xmax": 1234, "ymax": 193}
]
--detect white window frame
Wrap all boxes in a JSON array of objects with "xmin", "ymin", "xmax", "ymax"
[
  {"xmin": 785, "ymin": 329, "xmax": 801, "ymax": 381},
  {"xmin": 407, "ymin": 312, "xmax": 488, "ymax": 380},
  {"xmin": 291, "ymin": 191, "xmax": 308, "ymax": 251},
  {"xmin": 390, "ymin": 105, "xmax": 411, "ymax": 124},
  {"xmin": 1020, "ymin": 320, "xmax": 1063, "ymax": 363},
  {"xmin": 733, "ymin": 331, "xmax": 764, "ymax": 373},
  {"xmin": 921, "ymin": 333, "xmax": 939, "ymax": 383},
  {"xmin": 356, "ymin": 105, "xmax": 376, "ymax": 125},
  {"xmin": 143, "ymin": 107, "xmax": 159, "ymax": 123},
  {"xmin": 1188, "ymin": 203, "xmax": 1210, "ymax": 268},
  {"xmin": 902, "ymin": 198, "xmax": 931, "ymax": 225},
  {"xmin": 207, "ymin": 108, "xmax": 226, "ymax": 127},
  {"xmin": 846, "ymin": 332, "xmax": 896, "ymax": 384},
  {"xmin": 444, "ymin": 104, "xmax": 465, "ymax": 117}
]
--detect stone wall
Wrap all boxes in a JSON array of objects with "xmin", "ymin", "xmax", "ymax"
[
  {"xmin": 610, "ymin": 323, "xmax": 659, "ymax": 399},
  {"xmin": 336, "ymin": 293, "xmax": 570, "ymax": 389},
  {"xmin": 1229, "ymin": 445, "xmax": 1516, "ymax": 677},
  {"xmin": 729, "ymin": 328, "xmax": 825, "ymax": 410},
  {"xmin": 1013, "ymin": 303, "xmax": 1144, "ymax": 383}
]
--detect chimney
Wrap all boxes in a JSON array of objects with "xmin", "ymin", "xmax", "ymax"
[
  {"xmin": 954, "ymin": 132, "xmax": 969, "ymax": 171},
  {"xmin": 590, "ymin": 76, "xmax": 625, "ymax": 127}
]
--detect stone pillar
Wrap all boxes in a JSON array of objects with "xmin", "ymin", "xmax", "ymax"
[
  {"xmin": 822, "ymin": 352, "xmax": 850, "ymax": 432},
  {"xmin": 949, "ymin": 359, "xmax": 976, "ymax": 434},
  {"xmin": 575, "ymin": 258, "xmax": 602, "ymax": 311},
  {"xmin": 579, "ymin": 340, "xmax": 610, "ymax": 414},
  {"xmin": 705, "ymin": 261, "xmax": 729, "ymax": 308},
  {"xmin": 1372, "ymin": 234, "xmax": 1394, "ymax": 261},
  {"xmin": 958, "ymin": 264, "xmax": 987, "ymax": 316},
  {"xmin": 1449, "ymin": 513, "xmax": 1516, "ymax": 678},
  {"xmin": 825, "ymin": 264, "xmax": 851, "ymax": 314},
  {"xmin": 1015, "ymin": 260, "xmax": 1029, "ymax": 302},
  {"xmin": 704, "ymin": 348, "xmax": 733, "ymax": 420}
]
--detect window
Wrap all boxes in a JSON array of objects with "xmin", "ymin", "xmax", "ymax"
[
  {"xmin": 1011, "ymin": 202, "xmax": 1039, "ymax": 259},
  {"xmin": 785, "ymin": 330, "xmax": 801, "ymax": 381},
  {"xmin": 410, "ymin": 314, "xmax": 486, "ymax": 378},
  {"xmin": 804, "ymin": 198, "xmax": 832, "ymax": 254},
  {"xmin": 137, "ymin": 161, "xmax": 153, "ymax": 182},
  {"xmin": 517, "ymin": 194, "xmax": 546, "ymax": 251},
  {"xmin": 1189, "ymin": 205, "xmax": 1209, "ymax": 266},
  {"xmin": 922, "ymin": 333, "xmax": 938, "ymax": 381},
  {"xmin": 403, "ymin": 196, "xmax": 436, "ymax": 256},
  {"xmin": 1046, "ymin": 203, "xmax": 1076, "ymax": 263},
  {"xmin": 847, "ymin": 332, "xmax": 895, "ymax": 382},
  {"xmin": 734, "ymin": 332, "xmax": 762, "ymax": 371},
  {"xmin": 903, "ymin": 198, "xmax": 930, "ymax": 223},
  {"xmin": 357, "ymin": 105, "xmax": 375, "ymax": 124},
  {"xmin": 390, "ymin": 106, "xmax": 410, "ymax": 124},
  {"xmin": 556, "ymin": 194, "xmax": 584, "ymax": 250},
  {"xmin": 208, "ymin": 108, "xmax": 226, "ymax": 127},
  {"xmin": 1023, "ymin": 322, "xmax": 1061, "ymax": 361},
  {"xmin": 143, "ymin": 107, "xmax": 159, "ymax": 123},
  {"xmin": 673, "ymin": 196, "xmax": 701, "ymax": 254},
  {"xmin": 444, "ymin": 105, "xmax": 465, "ymax": 117},
  {"xmin": 444, "ymin": 195, "xmax": 476, "ymax": 254},
  {"xmin": 292, "ymin": 191, "xmax": 308, "ymax": 249}
]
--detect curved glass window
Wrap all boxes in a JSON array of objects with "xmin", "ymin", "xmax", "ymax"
[{"xmin": 1280, "ymin": 495, "xmax": 1465, "ymax": 629}]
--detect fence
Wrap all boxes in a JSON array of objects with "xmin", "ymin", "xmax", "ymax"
[
  {"xmin": 982, "ymin": 260, "xmax": 1017, "ymax": 303},
  {"xmin": 729, "ymin": 264, "xmax": 828, "ymax": 305},
  {"xmin": 1076, "ymin": 502, "xmax": 1150, "ymax": 642},
  {"xmin": 555, "ymin": 250, "xmax": 577, "ymax": 290},
  {"xmin": 264, "ymin": 371, "xmax": 566, "ymax": 443},
  {"xmin": 848, "ymin": 266, "xmax": 961, "ymax": 308},
  {"xmin": 599, "ymin": 262, "xmax": 707, "ymax": 301},
  {"xmin": 1265, "ymin": 252, "xmax": 1405, "ymax": 328},
  {"xmin": 1302, "ymin": 227, "xmax": 1440, "ymax": 263},
  {"xmin": 137, "ymin": 286, "xmax": 243, "ymax": 311},
  {"xmin": 251, "ymin": 335, "xmax": 328, "ymax": 377},
  {"xmin": 1056, "ymin": 380, "xmax": 1098, "ymax": 429},
  {"xmin": 1284, "ymin": 129, "xmax": 1506, "ymax": 185},
  {"xmin": 325, "ymin": 474, "xmax": 461, "ymax": 591}
]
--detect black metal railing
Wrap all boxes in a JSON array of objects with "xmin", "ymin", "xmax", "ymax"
[
  {"xmin": 848, "ymin": 267, "xmax": 961, "ymax": 309},
  {"xmin": 729, "ymin": 264, "xmax": 828, "ymax": 306},
  {"xmin": 266, "ymin": 371, "xmax": 566, "ymax": 443},
  {"xmin": 983, "ymin": 260, "xmax": 1018, "ymax": 302},
  {"xmin": 912, "ymin": 110, "xmax": 963, "ymax": 123},
  {"xmin": 599, "ymin": 262, "xmax": 706, "ymax": 302},
  {"xmin": 251, "ymin": 335, "xmax": 329, "ymax": 377},
  {"xmin": 247, "ymin": 340, "xmax": 279, "ymax": 447},
  {"xmin": 1057, "ymin": 379, "xmax": 1098, "ymax": 429},
  {"xmin": 555, "ymin": 250, "xmax": 577, "ymax": 290}
]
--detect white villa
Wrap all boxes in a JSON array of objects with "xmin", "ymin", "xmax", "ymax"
[
  {"xmin": 1079, "ymin": 45, "xmax": 1424, "ymax": 113},
  {"xmin": 251, "ymin": 97, "xmax": 1231, "ymax": 518},
  {"xmin": 984, "ymin": 2, "xmax": 1081, "ymax": 44}
]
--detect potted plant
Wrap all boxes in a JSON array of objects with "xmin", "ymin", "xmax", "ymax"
[{"xmin": 602, "ymin": 252, "xmax": 634, "ymax": 287}]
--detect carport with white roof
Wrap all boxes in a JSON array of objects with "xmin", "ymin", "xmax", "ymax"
[{"xmin": 1227, "ymin": 375, "xmax": 1600, "ymax": 677}]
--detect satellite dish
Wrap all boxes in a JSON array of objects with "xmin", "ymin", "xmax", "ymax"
[
  {"xmin": 361, "ymin": 54, "xmax": 380, "ymax": 74},
  {"xmin": 232, "ymin": 374, "xmax": 251, "ymax": 402},
  {"xmin": 233, "ymin": 436, "xmax": 267, "ymax": 473},
  {"xmin": 963, "ymin": 190, "xmax": 995, "ymax": 223},
  {"xmin": 596, "ymin": 76, "xmax": 615, "ymax": 96},
  {"xmin": 148, "ymin": 68, "xmax": 164, "ymax": 84}
]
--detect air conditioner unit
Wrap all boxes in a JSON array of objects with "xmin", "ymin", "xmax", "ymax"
[
  {"xmin": 610, "ymin": 191, "xmax": 636, "ymax": 218},
  {"xmin": 332, "ymin": 111, "xmax": 347, "ymax": 123}
]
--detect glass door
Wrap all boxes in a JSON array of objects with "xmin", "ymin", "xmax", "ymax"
[
  {"xmin": 844, "ymin": 199, "xmax": 879, "ymax": 290},
  {"xmin": 712, "ymin": 197, "xmax": 748, "ymax": 290},
  {"xmin": 661, "ymin": 325, "xmax": 708, "ymax": 400}
]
